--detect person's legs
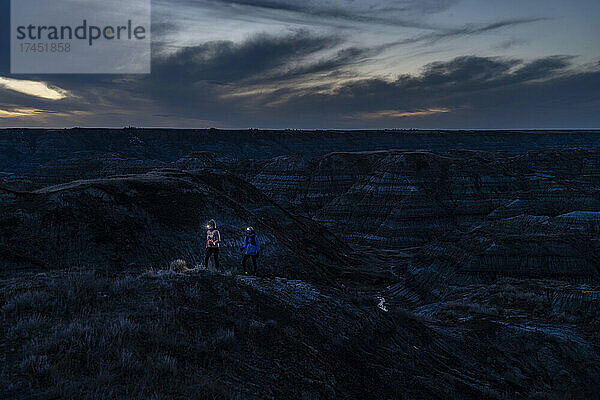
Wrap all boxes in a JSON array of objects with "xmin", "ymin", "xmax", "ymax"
[
  {"xmin": 242, "ymin": 255, "xmax": 250, "ymax": 273},
  {"xmin": 213, "ymin": 248, "xmax": 220, "ymax": 270},
  {"xmin": 251, "ymin": 255, "xmax": 258, "ymax": 274},
  {"xmin": 204, "ymin": 248, "xmax": 211, "ymax": 269}
]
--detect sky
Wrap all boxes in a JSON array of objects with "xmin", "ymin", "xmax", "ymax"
[{"xmin": 0, "ymin": 0, "xmax": 599, "ymax": 129}]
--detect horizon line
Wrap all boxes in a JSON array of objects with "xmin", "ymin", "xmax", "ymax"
[{"xmin": 1, "ymin": 127, "xmax": 600, "ymax": 132}]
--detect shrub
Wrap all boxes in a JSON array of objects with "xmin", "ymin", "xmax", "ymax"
[{"xmin": 169, "ymin": 259, "xmax": 188, "ymax": 272}]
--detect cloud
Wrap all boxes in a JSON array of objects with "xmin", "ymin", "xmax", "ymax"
[
  {"xmin": 353, "ymin": 108, "xmax": 451, "ymax": 119},
  {"xmin": 245, "ymin": 55, "xmax": 600, "ymax": 128},
  {"xmin": 257, "ymin": 46, "xmax": 374, "ymax": 84},
  {"xmin": 0, "ymin": 0, "xmax": 597, "ymax": 129},
  {"xmin": 0, "ymin": 30, "xmax": 346, "ymax": 125},
  {"xmin": 4, "ymin": 51, "xmax": 600, "ymax": 129},
  {"xmin": 381, "ymin": 17, "xmax": 547, "ymax": 49},
  {"xmin": 151, "ymin": 30, "xmax": 340, "ymax": 85},
  {"xmin": 0, "ymin": 107, "xmax": 71, "ymax": 118},
  {"xmin": 0, "ymin": 77, "xmax": 71, "ymax": 100},
  {"xmin": 0, "ymin": 107, "xmax": 42, "ymax": 118},
  {"xmin": 0, "ymin": 8, "xmax": 597, "ymax": 130},
  {"xmin": 174, "ymin": 0, "xmax": 459, "ymax": 29},
  {"xmin": 510, "ymin": 55, "xmax": 573, "ymax": 82}
]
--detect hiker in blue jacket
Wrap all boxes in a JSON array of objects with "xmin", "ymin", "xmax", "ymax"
[{"xmin": 242, "ymin": 226, "xmax": 260, "ymax": 275}]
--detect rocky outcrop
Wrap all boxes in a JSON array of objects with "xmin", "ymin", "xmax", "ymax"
[{"xmin": 248, "ymin": 149, "xmax": 600, "ymax": 277}]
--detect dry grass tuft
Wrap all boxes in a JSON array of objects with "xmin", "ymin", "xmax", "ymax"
[{"xmin": 169, "ymin": 259, "xmax": 188, "ymax": 272}]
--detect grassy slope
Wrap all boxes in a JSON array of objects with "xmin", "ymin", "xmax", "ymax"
[
  {"xmin": 2, "ymin": 268, "xmax": 599, "ymax": 399},
  {"xmin": 0, "ymin": 269, "xmax": 419, "ymax": 399}
]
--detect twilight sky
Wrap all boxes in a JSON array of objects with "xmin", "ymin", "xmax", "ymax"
[{"xmin": 0, "ymin": 0, "xmax": 599, "ymax": 129}]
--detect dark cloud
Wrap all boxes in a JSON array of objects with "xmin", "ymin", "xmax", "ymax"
[
  {"xmin": 125, "ymin": 30, "xmax": 347, "ymax": 117},
  {"xmin": 254, "ymin": 55, "xmax": 600, "ymax": 128},
  {"xmin": 147, "ymin": 14, "xmax": 542, "ymax": 90},
  {"xmin": 151, "ymin": 30, "xmax": 340, "ymax": 85},
  {"xmin": 0, "ymin": 30, "xmax": 346, "ymax": 122},
  {"xmin": 510, "ymin": 56, "xmax": 573, "ymax": 81},
  {"xmin": 3, "ymin": 34, "xmax": 599, "ymax": 128},
  {"xmin": 47, "ymin": 53, "xmax": 599, "ymax": 129}
]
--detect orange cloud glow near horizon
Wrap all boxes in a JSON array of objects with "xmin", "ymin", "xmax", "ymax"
[{"xmin": 354, "ymin": 108, "xmax": 451, "ymax": 119}]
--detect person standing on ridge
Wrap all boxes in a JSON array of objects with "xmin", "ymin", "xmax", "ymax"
[
  {"xmin": 242, "ymin": 226, "xmax": 260, "ymax": 275},
  {"xmin": 204, "ymin": 219, "xmax": 221, "ymax": 270}
]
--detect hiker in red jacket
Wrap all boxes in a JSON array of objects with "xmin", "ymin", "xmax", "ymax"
[{"xmin": 204, "ymin": 219, "xmax": 221, "ymax": 270}]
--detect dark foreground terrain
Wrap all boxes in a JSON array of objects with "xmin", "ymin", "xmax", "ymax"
[{"xmin": 1, "ymin": 129, "xmax": 600, "ymax": 399}]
